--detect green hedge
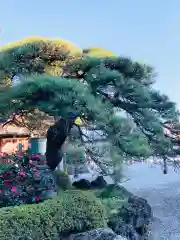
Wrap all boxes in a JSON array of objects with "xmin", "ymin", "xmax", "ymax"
[
  {"xmin": 100, "ymin": 184, "xmax": 132, "ymax": 199},
  {"xmin": 0, "ymin": 190, "xmax": 107, "ymax": 240}
]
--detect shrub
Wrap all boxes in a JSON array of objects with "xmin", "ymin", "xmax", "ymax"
[
  {"xmin": 99, "ymin": 185, "xmax": 132, "ymax": 221},
  {"xmin": 0, "ymin": 153, "xmax": 56, "ymax": 207},
  {"xmin": 0, "ymin": 190, "xmax": 107, "ymax": 240},
  {"xmin": 100, "ymin": 184, "xmax": 132, "ymax": 199},
  {"xmin": 54, "ymin": 170, "xmax": 72, "ymax": 190},
  {"xmin": 102, "ymin": 197, "xmax": 126, "ymax": 218}
]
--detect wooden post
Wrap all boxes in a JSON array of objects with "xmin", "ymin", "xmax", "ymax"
[{"xmin": 17, "ymin": 142, "xmax": 23, "ymax": 153}]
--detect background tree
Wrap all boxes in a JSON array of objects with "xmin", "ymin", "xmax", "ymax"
[{"xmin": 0, "ymin": 37, "xmax": 179, "ymax": 177}]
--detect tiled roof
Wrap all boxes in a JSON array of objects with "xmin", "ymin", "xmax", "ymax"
[{"xmin": 0, "ymin": 118, "xmax": 30, "ymax": 136}]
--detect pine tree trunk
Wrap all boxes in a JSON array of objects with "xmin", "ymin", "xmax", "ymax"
[
  {"xmin": 163, "ymin": 157, "xmax": 168, "ymax": 174},
  {"xmin": 45, "ymin": 117, "xmax": 75, "ymax": 171}
]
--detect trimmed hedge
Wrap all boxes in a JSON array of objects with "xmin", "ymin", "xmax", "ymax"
[{"xmin": 0, "ymin": 190, "xmax": 107, "ymax": 240}]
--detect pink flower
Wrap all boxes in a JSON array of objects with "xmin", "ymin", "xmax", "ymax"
[
  {"xmin": 35, "ymin": 196, "xmax": 41, "ymax": 201},
  {"xmin": 18, "ymin": 171, "xmax": 26, "ymax": 177},
  {"xmin": 4, "ymin": 180, "xmax": 9, "ymax": 186},
  {"xmin": 33, "ymin": 172, "xmax": 38, "ymax": 178},
  {"xmin": 11, "ymin": 186, "xmax": 17, "ymax": 193},
  {"xmin": 31, "ymin": 154, "xmax": 40, "ymax": 159},
  {"xmin": 18, "ymin": 154, "xmax": 23, "ymax": 158},
  {"xmin": 33, "ymin": 167, "xmax": 38, "ymax": 172}
]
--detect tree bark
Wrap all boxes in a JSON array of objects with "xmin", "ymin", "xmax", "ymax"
[
  {"xmin": 45, "ymin": 117, "xmax": 75, "ymax": 171},
  {"xmin": 163, "ymin": 157, "xmax": 168, "ymax": 174}
]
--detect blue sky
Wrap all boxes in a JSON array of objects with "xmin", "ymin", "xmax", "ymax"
[{"xmin": 1, "ymin": 0, "xmax": 180, "ymax": 107}]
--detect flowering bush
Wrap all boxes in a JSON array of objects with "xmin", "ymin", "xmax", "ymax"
[{"xmin": 0, "ymin": 153, "xmax": 56, "ymax": 207}]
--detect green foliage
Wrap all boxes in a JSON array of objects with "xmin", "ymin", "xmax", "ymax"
[
  {"xmin": 0, "ymin": 163, "xmax": 14, "ymax": 173},
  {"xmin": 0, "ymin": 190, "xmax": 107, "ymax": 240},
  {"xmin": 0, "ymin": 75, "xmax": 109, "ymax": 120},
  {"xmin": 0, "ymin": 38, "xmax": 180, "ymax": 174},
  {"xmin": 100, "ymin": 184, "xmax": 132, "ymax": 199},
  {"xmin": 101, "ymin": 197, "xmax": 126, "ymax": 217},
  {"xmin": 86, "ymin": 187, "xmax": 128, "ymax": 219},
  {"xmin": 0, "ymin": 37, "xmax": 81, "ymax": 81},
  {"xmin": 64, "ymin": 146, "xmax": 85, "ymax": 164},
  {"xmin": 0, "ymin": 153, "xmax": 55, "ymax": 207},
  {"xmin": 54, "ymin": 170, "xmax": 72, "ymax": 190},
  {"xmin": 64, "ymin": 56, "xmax": 180, "ymax": 160},
  {"xmin": 84, "ymin": 188, "xmax": 126, "ymax": 219}
]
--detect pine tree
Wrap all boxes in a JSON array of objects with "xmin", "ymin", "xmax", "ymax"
[
  {"xmin": 64, "ymin": 57, "xmax": 179, "ymax": 149},
  {"xmin": 0, "ymin": 36, "xmax": 81, "ymax": 83},
  {"xmin": 0, "ymin": 37, "xmax": 82, "ymax": 135},
  {"xmin": 0, "ymin": 38, "xmax": 179, "ymax": 177}
]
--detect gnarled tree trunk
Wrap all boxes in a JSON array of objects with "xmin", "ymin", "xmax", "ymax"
[{"xmin": 45, "ymin": 117, "xmax": 75, "ymax": 170}]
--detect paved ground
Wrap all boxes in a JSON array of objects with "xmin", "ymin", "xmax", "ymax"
[{"xmin": 122, "ymin": 163, "xmax": 180, "ymax": 240}]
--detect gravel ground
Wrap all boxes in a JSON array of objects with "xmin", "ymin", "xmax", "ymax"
[{"xmin": 122, "ymin": 163, "xmax": 180, "ymax": 240}]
